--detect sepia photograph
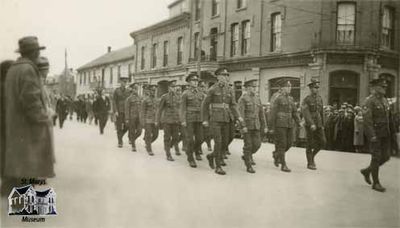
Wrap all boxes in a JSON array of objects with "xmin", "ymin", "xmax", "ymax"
[{"xmin": 0, "ymin": 0, "xmax": 399, "ymax": 227}]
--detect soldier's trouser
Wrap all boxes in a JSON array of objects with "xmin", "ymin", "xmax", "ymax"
[
  {"xmin": 128, "ymin": 117, "xmax": 142, "ymax": 145},
  {"xmin": 185, "ymin": 122, "xmax": 203, "ymax": 161},
  {"xmin": 275, "ymin": 127, "xmax": 294, "ymax": 165},
  {"xmin": 163, "ymin": 123, "xmax": 180, "ymax": 153},
  {"xmin": 98, "ymin": 114, "xmax": 108, "ymax": 134},
  {"xmin": 367, "ymin": 137, "xmax": 391, "ymax": 184},
  {"xmin": 116, "ymin": 113, "xmax": 128, "ymax": 144},
  {"xmin": 144, "ymin": 123, "xmax": 158, "ymax": 151},
  {"xmin": 178, "ymin": 125, "xmax": 187, "ymax": 150},
  {"xmin": 59, "ymin": 113, "xmax": 66, "ymax": 128},
  {"xmin": 243, "ymin": 130, "xmax": 261, "ymax": 166},
  {"xmin": 203, "ymin": 126, "xmax": 212, "ymax": 148},
  {"xmin": 210, "ymin": 122, "xmax": 230, "ymax": 168},
  {"xmin": 224, "ymin": 120, "xmax": 235, "ymax": 154},
  {"xmin": 305, "ymin": 126, "xmax": 326, "ymax": 163}
]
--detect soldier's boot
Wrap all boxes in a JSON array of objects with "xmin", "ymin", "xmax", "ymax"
[
  {"xmin": 371, "ymin": 167, "xmax": 385, "ymax": 192},
  {"xmin": 174, "ymin": 144, "xmax": 181, "ymax": 156},
  {"xmin": 187, "ymin": 153, "xmax": 197, "ymax": 168},
  {"xmin": 198, "ymin": 148, "xmax": 203, "ymax": 155},
  {"xmin": 220, "ymin": 158, "xmax": 227, "ymax": 166},
  {"xmin": 223, "ymin": 150, "xmax": 228, "ymax": 159},
  {"xmin": 195, "ymin": 152, "xmax": 202, "ymax": 161},
  {"xmin": 306, "ymin": 152, "xmax": 316, "ymax": 170},
  {"xmin": 118, "ymin": 138, "xmax": 123, "ymax": 148},
  {"xmin": 131, "ymin": 142, "xmax": 137, "ymax": 152},
  {"xmin": 207, "ymin": 143, "xmax": 212, "ymax": 151},
  {"xmin": 272, "ymin": 151, "xmax": 280, "ymax": 167},
  {"xmin": 166, "ymin": 150, "xmax": 175, "ymax": 161},
  {"xmin": 206, "ymin": 154, "xmax": 215, "ymax": 169},
  {"xmin": 215, "ymin": 158, "xmax": 226, "ymax": 175},
  {"xmin": 280, "ymin": 154, "xmax": 291, "ymax": 173},
  {"xmin": 250, "ymin": 154, "xmax": 256, "ymax": 165},
  {"xmin": 360, "ymin": 167, "xmax": 372, "ymax": 185},
  {"xmin": 242, "ymin": 155, "xmax": 255, "ymax": 174},
  {"xmin": 226, "ymin": 149, "xmax": 231, "ymax": 155}
]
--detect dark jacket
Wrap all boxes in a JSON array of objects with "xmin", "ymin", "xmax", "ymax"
[
  {"xmin": 238, "ymin": 92, "xmax": 266, "ymax": 130},
  {"xmin": 180, "ymin": 87, "xmax": 204, "ymax": 123},
  {"xmin": 363, "ymin": 94, "xmax": 392, "ymax": 139},
  {"xmin": 156, "ymin": 92, "xmax": 180, "ymax": 124},
  {"xmin": 93, "ymin": 96, "xmax": 111, "ymax": 115},
  {"xmin": 201, "ymin": 83, "xmax": 240, "ymax": 123},
  {"xmin": 4, "ymin": 57, "xmax": 55, "ymax": 178},
  {"xmin": 270, "ymin": 93, "xmax": 300, "ymax": 129},
  {"xmin": 301, "ymin": 94, "xmax": 324, "ymax": 127}
]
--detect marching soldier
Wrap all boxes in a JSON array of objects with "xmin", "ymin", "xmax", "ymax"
[
  {"xmin": 156, "ymin": 80, "xmax": 181, "ymax": 161},
  {"xmin": 360, "ymin": 78, "xmax": 394, "ymax": 192},
  {"xmin": 125, "ymin": 82, "xmax": 142, "ymax": 152},
  {"xmin": 140, "ymin": 84, "xmax": 159, "ymax": 156},
  {"xmin": 93, "ymin": 90, "xmax": 111, "ymax": 135},
  {"xmin": 270, "ymin": 87, "xmax": 282, "ymax": 166},
  {"xmin": 301, "ymin": 79, "xmax": 326, "ymax": 170},
  {"xmin": 180, "ymin": 73, "xmax": 204, "ymax": 168},
  {"xmin": 202, "ymin": 67, "xmax": 243, "ymax": 175},
  {"xmin": 199, "ymin": 81, "xmax": 212, "ymax": 152},
  {"xmin": 175, "ymin": 83, "xmax": 184, "ymax": 155},
  {"xmin": 238, "ymin": 79, "xmax": 268, "ymax": 173},
  {"xmin": 112, "ymin": 76, "xmax": 130, "ymax": 148},
  {"xmin": 270, "ymin": 79, "xmax": 300, "ymax": 172}
]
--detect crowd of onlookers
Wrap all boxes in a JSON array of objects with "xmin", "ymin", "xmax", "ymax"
[{"xmin": 263, "ymin": 100, "xmax": 400, "ymax": 156}]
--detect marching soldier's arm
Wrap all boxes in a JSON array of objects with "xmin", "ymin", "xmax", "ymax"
[
  {"xmin": 259, "ymin": 99, "xmax": 267, "ymax": 129},
  {"xmin": 124, "ymin": 97, "xmax": 130, "ymax": 122},
  {"xmin": 237, "ymin": 95, "xmax": 245, "ymax": 121},
  {"xmin": 301, "ymin": 97, "xmax": 315, "ymax": 126},
  {"xmin": 112, "ymin": 90, "xmax": 118, "ymax": 114},
  {"xmin": 180, "ymin": 92, "xmax": 188, "ymax": 124},
  {"xmin": 229, "ymin": 89, "xmax": 241, "ymax": 121},
  {"xmin": 201, "ymin": 89, "xmax": 212, "ymax": 122},
  {"xmin": 362, "ymin": 99, "xmax": 376, "ymax": 140},
  {"xmin": 292, "ymin": 99, "xmax": 301, "ymax": 126},
  {"xmin": 139, "ymin": 99, "xmax": 145, "ymax": 125},
  {"xmin": 269, "ymin": 96, "xmax": 279, "ymax": 130},
  {"xmin": 320, "ymin": 97, "xmax": 325, "ymax": 126},
  {"xmin": 156, "ymin": 96, "xmax": 165, "ymax": 124}
]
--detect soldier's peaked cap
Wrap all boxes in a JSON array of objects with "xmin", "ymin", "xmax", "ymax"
[
  {"xmin": 129, "ymin": 82, "xmax": 139, "ymax": 88},
  {"xmin": 369, "ymin": 78, "xmax": 387, "ymax": 87},
  {"xmin": 168, "ymin": 80, "xmax": 177, "ymax": 86},
  {"xmin": 276, "ymin": 79, "xmax": 292, "ymax": 87},
  {"xmin": 185, "ymin": 72, "xmax": 199, "ymax": 82},
  {"xmin": 307, "ymin": 78, "xmax": 320, "ymax": 88},
  {"xmin": 244, "ymin": 79, "xmax": 258, "ymax": 87},
  {"xmin": 214, "ymin": 67, "xmax": 229, "ymax": 76}
]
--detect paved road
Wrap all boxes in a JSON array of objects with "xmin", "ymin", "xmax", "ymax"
[{"xmin": 1, "ymin": 119, "xmax": 399, "ymax": 228}]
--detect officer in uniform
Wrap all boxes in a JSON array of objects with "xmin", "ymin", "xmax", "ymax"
[
  {"xmin": 112, "ymin": 76, "xmax": 130, "ymax": 148},
  {"xmin": 360, "ymin": 78, "xmax": 394, "ymax": 192},
  {"xmin": 180, "ymin": 73, "xmax": 204, "ymax": 168},
  {"xmin": 238, "ymin": 79, "xmax": 267, "ymax": 173},
  {"xmin": 270, "ymin": 79, "xmax": 300, "ymax": 172},
  {"xmin": 125, "ymin": 82, "xmax": 142, "ymax": 152},
  {"xmin": 140, "ymin": 84, "xmax": 158, "ymax": 156},
  {"xmin": 199, "ymin": 80, "xmax": 212, "ymax": 152},
  {"xmin": 301, "ymin": 79, "xmax": 326, "ymax": 170},
  {"xmin": 269, "ymin": 88, "xmax": 282, "ymax": 166},
  {"xmin": 156, "ymin": 80, "xmax": 181, "ymax": 161},
  {"xmin": 201, "ymin": 67, "xmax": 243, "ymax": 175}
]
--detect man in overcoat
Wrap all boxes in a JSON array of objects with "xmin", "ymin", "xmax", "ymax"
[{"xmin": 3, "ymin": 36, "xmax": 55, "ymax": 195}]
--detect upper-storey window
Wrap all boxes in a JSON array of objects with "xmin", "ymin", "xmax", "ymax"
[
  {"xmin": 241, "ymin": 20, "xmax": 250, "ymax": 55},
  {"xmin": 336, "ymin": 2, "xmax": 356, "ymax": 45},
  {"xmin": 212, "ymin": 0, "xmax": 220, "ymax": 16},
  {"xmin": 140, "ymin": 46, "xmax": 145, "ymax": 70},
  {"xmin": 177, "ymin": 37, "xmax": 183, "ymax": 65},
  {"xmin": 152, "ymin": 43, "xmax": 158, "ymax": 69},
  {"xmin": 271, "ymin": 13, "xmax": 281, "ymax": 51},
  {"xmin": 382, "ymin": 6, "xmax": 395, "ymax": 49},
  {"xmin": 237, "ymin": 0, "xmax": 246, "ymax": 9},
  {"xmin": 231, "ymin": 23, "xmax": 239, "ymax": 56},
  {"xmin": 194, "ymin": 0, "xmax": 200, "ymax": 21}
]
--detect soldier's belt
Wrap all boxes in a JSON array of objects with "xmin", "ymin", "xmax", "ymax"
[{"xmin": 211, "ymin": 103, "xmax": 229, "ymax": 109}]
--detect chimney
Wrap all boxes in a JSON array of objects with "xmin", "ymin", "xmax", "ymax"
[{"xmin": 107, "ymin": 46, "xmax": 112, "ymax": 53}]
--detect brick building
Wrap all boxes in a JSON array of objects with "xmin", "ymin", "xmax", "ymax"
[
  {"xmin": 130, "ymin": 0, "xmax": 399, "ymax": 107},
  {"xmin": 76, "ymin": 46, "xmax": 135, "ymax": 97}
]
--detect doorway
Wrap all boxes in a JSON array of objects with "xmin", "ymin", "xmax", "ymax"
[{"xmin": 329, "ymin": 70, "xmax": 359, "ymax": 106}]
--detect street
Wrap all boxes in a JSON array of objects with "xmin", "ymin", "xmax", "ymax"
[{"xmin": 1, "ymin": 119, "xmax": 399, "ymax": 228}]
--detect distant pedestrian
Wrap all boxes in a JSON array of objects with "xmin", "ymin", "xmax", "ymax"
[
  {"xmin": 56, "ymin": 95, "xmax": 68, "ymax": 128},
  {"xmin": 353, "ymin": 106, "xmax": 364, "ymax": 153},
  {"xmin": 93, "ymin": 91, "xmax": 111, "ymax": 134}
]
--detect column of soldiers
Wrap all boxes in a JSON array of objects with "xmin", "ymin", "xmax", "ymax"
[{"xmin": 110, "ymin": 67, "xmax": 396, "ymax": 192}]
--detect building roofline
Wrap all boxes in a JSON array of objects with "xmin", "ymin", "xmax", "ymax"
[
  {"xmin": 168, "ymin": 0, "xmax": 184, "ymax": 9},
  {"xmin": 77, "ymin": 46, "xmax": 135, "ymax": 71},
  {"xmin": 129, "ymin": 12, "xmax": 190, "ymax": 38}
]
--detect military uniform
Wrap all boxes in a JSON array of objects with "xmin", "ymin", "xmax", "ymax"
[
  {"xmin": 301, "ymin": 80, "xmax": 326, "ymax": 170},
  {"xmin": 360, "ymin": 78, "xmax": 394, "ymax": 192},
  {"xmin": 140, "ymin": 85, "xmax": 158, "ymax": 155},
  {"xmin": 270, "ymin": 86, "xmax": 300, "ymax": 172},
  {"xmin": 56, "ymin": 97, "xmax": 68, "ymax": 128},
  {"xmin": 125, "ymin": 91, "xmax": 142, "ymax": 151},
  {"xmin": 112, "ymin": 85, "xmax": 130, "ymax": 147},
  {"xmin": 238, "ymin": 84, "xmax": 266, "ymax": 173},
  {"xmin": 156, "ymin": 85, "xmax": 181, "ymax": 161},
  {"xmin": 201, "ymin": 79, "xmax": 241, "ymax": 175},
  {"xmin": 180, "ymin": 76, "xmax": 205, "ymax": 167}
]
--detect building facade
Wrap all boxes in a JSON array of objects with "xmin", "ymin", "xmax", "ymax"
[
  {"xmin": 130, "ymin": 0, "xmax": 399, "ymax": 106},
  {"xmin": 76, "ymin": 46, "xmax": 135, "ymax": 97}
]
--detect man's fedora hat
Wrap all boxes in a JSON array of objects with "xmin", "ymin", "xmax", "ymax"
[{"xmin": 15, "ymin": 36, "xmax": 46, "ymax": 53}]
